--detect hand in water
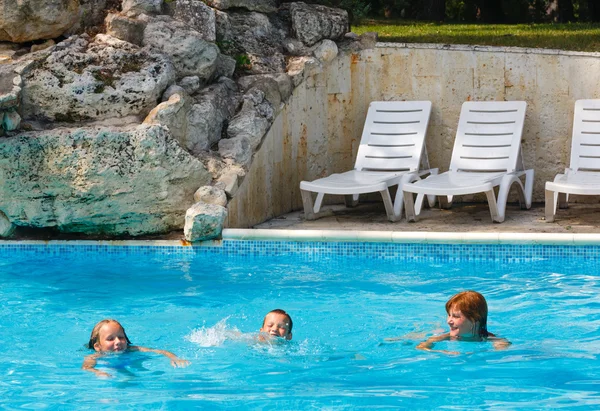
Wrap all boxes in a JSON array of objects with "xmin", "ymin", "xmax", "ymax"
[{"xmin": 170, "ymin": 358, "xmax": 191, "ymax": 368}]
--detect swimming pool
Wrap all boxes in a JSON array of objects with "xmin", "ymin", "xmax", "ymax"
[{"xmin": 2, "ymin": 238, "xmax": 600, "ymax": 409}]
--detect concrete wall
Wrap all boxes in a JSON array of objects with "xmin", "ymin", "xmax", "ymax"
[{"xmin": 226, "ymin": 43, "xmax": 600, "ymax": 228}]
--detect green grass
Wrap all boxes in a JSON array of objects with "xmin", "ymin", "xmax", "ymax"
[{"xmin": 352, "ymin": 19, "xmax": 600, "ymax": 52}]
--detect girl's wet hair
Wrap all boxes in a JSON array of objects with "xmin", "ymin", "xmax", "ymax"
[
  {"xmin": 445, "ymin": 291, "xmax": 489, "ymax": 337},
  {"xmin": 87, "ymin": 319, "xmax": 132, "ymax": 349},
  {"xmin": 264, "ymin": 309, "xmax": 293, "ymax": 332}
]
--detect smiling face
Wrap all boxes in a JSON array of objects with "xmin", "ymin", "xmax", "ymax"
[
  {"xmin": 94, "ymin": 321, "xmax": 129, "ymax": 352},
  {"xmin": 260, "ymin": 312, "xmax": 292, "ymax": 340},
  {"xmin": 447, "ymin": 306, "xmax": 477, "ymax": 339}
]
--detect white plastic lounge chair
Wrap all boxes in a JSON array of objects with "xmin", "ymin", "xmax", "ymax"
[
  {"xmin": 299, "ymin": 101, "xmax": 437, "ymax": 222},
  {"xmin": 402, "ymin": 101, "xmax": 533, "ymax": 223},
  {"xmin": 545, "ymin": 99, "xmax": 600, "ymax": 222}
]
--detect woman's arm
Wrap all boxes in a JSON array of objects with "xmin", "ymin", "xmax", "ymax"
[
  {"xmin": 416, "ymin": 333, "xmax": 460, "ymax": 355},
  {"xmin": 130, "ymin": 345, "xmax": 190, "ymax": 367},
  {"xmin": 489, "ymin": 337, "xmax": 511, "ymax": 350},
  {"xmin": 82, "ymin": 353, "xmax": 112, "ymax": 377}
]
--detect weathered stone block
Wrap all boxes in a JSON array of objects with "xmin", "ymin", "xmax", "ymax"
[
  {"xmin": 184, "ymin": 202, "xmax": 228, "ymax": 241},
  {"xmin": 193, "ymin": 186, "xmax": 227, "ymax": 206},
  {"xmin": 0, "ymin": 124, "xmax": 211, "ymax": 236},
  {"xmin": 106, "ymin": 13, "xmax": 146, "ymax": 46},
  {"xmin": 289, "ymin": 2, "xmax": 348, "ymax": 47},
  {"xmin": 173, "ymin": 0, "xmax": 216, "ymax": 42},
  {"xmin": 0, "ymin": 0, "xmax": 80, "ymax": 42}
]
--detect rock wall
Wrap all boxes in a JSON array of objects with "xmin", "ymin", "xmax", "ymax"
[
  {"xmin": 0, "ymin": 0, "xmax": 355, "ymax": 239},
  {"xmin": 226, "ymin": 43, "xmax": 600, "ymax": 228}
]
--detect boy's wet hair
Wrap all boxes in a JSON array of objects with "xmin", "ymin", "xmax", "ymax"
[
  {"xmin": 445, "ymin": 291, "xmax": 489, "ymax": 337},
  {"xmin": 264, "ymin": 309, "xmax": 293, "ymax": 332},
  {"xmin": 87, "ymin": 319, "xmax": 132, "ymax": 349}
]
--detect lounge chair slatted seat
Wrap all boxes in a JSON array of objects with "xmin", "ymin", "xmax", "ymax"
[
  {"xmin": 402, "ymin": 101, "xmax": 533, "ymax": 223},
  {"xmin": 545, "ymin": 99, "xmax": 600, "ymax": 222},
  {"xmin": 300, "ymin": 101, "xmax": 437, "ymax": 222}
]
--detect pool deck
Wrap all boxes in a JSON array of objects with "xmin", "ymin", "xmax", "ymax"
[{"xmin": 226, "ymin": 201, "xmax": 600, "ymax": 244}]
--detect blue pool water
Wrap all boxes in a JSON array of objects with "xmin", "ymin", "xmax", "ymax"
[{"xmin": 2, "ymin": 242, "xmax": 600, "ymax": 409}]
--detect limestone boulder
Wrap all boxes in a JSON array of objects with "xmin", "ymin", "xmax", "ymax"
[
  {"xmin": 218, "ymin": 136, "xmax": 251, "ymax": 165},
  {"xmin": 0, "ymin": 0, "xmax": 80, "ymax": 43},
  {"xmin": 106, "ymin": 13, "xmax": 146, "ymax": 46},
  {"xmin": 20, "ymin": 34, "xmax": 176, "ymax": 122},
  {"xmin": 179, "ymin": 76, "xmax": 201, "ymax": 95},
  {"xmin": 238, "ymin": 73, "xmax": 292, "ymax": 103},
  {"xmin": 184, "ymin": 202, "xmax": 228, "ymax": 242},
  {"xmin": 0, "ymin": 124, "xmax": 211, "ymax": 236},
  {"xmin": 173, "ymin": 0, "xmax": 216, "ymax": 42},
  {"xmin": 193, "ymin": 186, "xmax": 227, "ymax": 206},
  {"xmin": 312, "ymin": 39, "xmax": 338, "ymax": 64},
  {"xmin": 219, "ymin": 87, "xmax": 274, "ymax": 164},
  {"xmin": 216, "ymin": 171, "xmax": 240, "ymax": 197},
  {"xmin": 216, "ymin": 11, "xmax": 286, "ymax": 74},
  {"xmin": 288, "ymin": 2, "xmax": 348, "ymax": 47},
  {"xmin": 65, "ymin": 0, "xmax": 110, "ymax": 36},
  {"xmin": 143, "ymin": 92, "xmax": 191, "ymax": 147},
  {"xmin": 183, "ymin": 78, "xmax": 240, "ymax": 155},
  {"xmin": 142, "ymin": 15, "xmax": 220, "ymax": 82},
  {"xmin": 214, "ymin": 54, "xmax": 237, "ymax": 79},
  {"xmin": 122, "ymin": 0, "xmax": 163, "ymax": 17}
]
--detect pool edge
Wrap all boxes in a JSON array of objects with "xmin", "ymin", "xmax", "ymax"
[
  {"xmin": 222, "ymin": 229, "xmax": 600, "ymax": 245},
  {"xmin": 1, "ymin": 230, "xmax": 600, "ymax": 246}
]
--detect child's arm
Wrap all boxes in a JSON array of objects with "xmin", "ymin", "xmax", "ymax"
[
  {"xmin": 416, "ymin": 333, "xmax": 460, "ymax": 355},
  {"xmin": 489, "ymin": 336, "xmax": 511, "ymax": 350},
  {"xmin": 82, "ymin": 353, "xmax": 112, "ymax": 378},
  {"xmin": 129, "ymin": 345, "xmax": 190, "ymax": 368}
]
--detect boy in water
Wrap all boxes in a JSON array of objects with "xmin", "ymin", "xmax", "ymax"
[
  {"xmin": 417, "ymin": 290, "xmax": 510, "ymax": 353},
  {"xmin": 259, "ymin": 309, "xmax": 293, "ymax": 341},
  {"xmin": 82, "ymin": 319, "xmax": 190, "ymax": 377}
]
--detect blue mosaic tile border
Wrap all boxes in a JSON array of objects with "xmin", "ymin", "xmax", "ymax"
[
  {"xmin": 1, "ymin": 240, "xmax": 600, "ymax": 262},
  {"xmin": 219, "ymin": 240, "xmax": 600, "ymax": 262}
]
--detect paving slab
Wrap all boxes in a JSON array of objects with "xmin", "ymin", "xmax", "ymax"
[{"xmin": 254, "ymin": 202, "xmax": 600, "ymax": 234}]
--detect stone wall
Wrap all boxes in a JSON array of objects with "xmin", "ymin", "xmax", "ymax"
[{"xmin": 226, "ymin": 43, "xmax": 600, "ymax": 228}]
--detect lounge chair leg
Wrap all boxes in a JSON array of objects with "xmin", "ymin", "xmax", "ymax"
[
  {"xmin": 523, "ymin": 169, "xmax": 534, "ymax": 209},
  {"xmin": 380, "ymin": 189, "xmax": 401, "ymax": 222},
  {"xmin": 545, "ymin": 189, "xmax": 556, "ymax": 222},
  {"xmin": 558, "ymin": 192, "xmax": 568, "ymax": 209},
  {"xmin": 301, "ymin": 190, "xmax": 317, "ymax": 220},
  {"xmin": 414, "ymin": 194, "xmax": 425, "ymax": 215},
  {"xmin": 438, "ymin": 195, "xmax": 452, "ymax": 209},
  {"xmin": 426, "ymin": 168, "xmax": 438, "ymax": 208},
  {"xmin": 485, "ymin": 189, "xmax": 503, "ymax": 223},
  {"xmin": 300, "ymin": 190, "xmax": 335, "ymax": 220},
  {"xmin": 403, "ymin": 191, "xmax": 418, "ymax": 222},
  {"xmin": 345, "ymin": 194, "xmax": 359, "ymax": 208}
]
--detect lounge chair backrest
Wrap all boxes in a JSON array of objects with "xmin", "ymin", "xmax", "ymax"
[
  {"xmin": 354, "ymin": 101, "xmax": 432, "ymax": 172},
  {"xmin": 570, "ymin": 99, "xmax": 600, "ymax": 172},
  {"xmin": 449, "ymin": 101, "xmax": 527, "ymax": 173}
]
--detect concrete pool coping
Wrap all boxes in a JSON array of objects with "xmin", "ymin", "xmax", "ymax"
[{"xmin": 221, "ymin": 229, "xmax": 600, "ymax": 245}]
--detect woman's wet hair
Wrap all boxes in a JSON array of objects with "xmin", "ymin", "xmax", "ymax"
[
  {"xmin": 445, "ymin": 291, "xmax": 489, "ymax": 337},
  {"xmin": 87, "ymin": 319, "xmax": 132, "ymax": 349}
]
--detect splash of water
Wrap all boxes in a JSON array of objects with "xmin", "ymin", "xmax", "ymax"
[{"xmin": 186, "ymin": 318, "xmax": 243, "ymax": 347}]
